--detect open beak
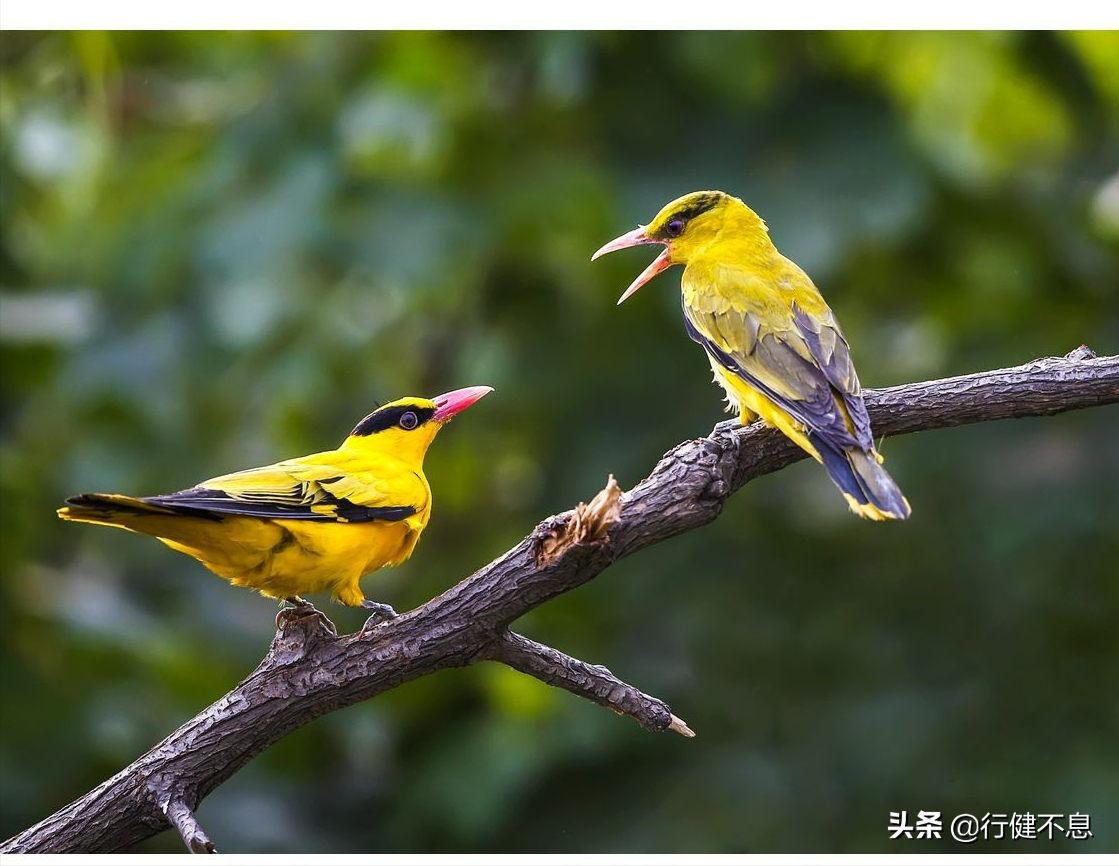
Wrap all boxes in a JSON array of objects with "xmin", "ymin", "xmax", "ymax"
[
  {"xmin": 432, "ymin": 385, "xmax": 493, "ymax": 422},
  {"xmin": 591, "ymin": 225, "xmax": 671, "ymax": 304}
]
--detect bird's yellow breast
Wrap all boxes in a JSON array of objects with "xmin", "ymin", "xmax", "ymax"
[{"xmin": 681, "ymin": 252, "xmax": 830, "ymax": 321}]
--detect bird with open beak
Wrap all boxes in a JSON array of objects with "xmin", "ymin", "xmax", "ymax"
[{"xmin": 593, "ymin": 190, "xmax": 910, "ymax": 521}]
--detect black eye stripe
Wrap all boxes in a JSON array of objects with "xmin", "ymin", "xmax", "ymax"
[
  {"xmin": 654, "ymin": 192, "xmax": 725, "ymax": 240},
  {"xmin": 351, "ymin": 404, "xmax": 434, "ymax": 436},
  {"xmin": 675, "ymin": 192, "xmax": 724, "ymax": 222}
]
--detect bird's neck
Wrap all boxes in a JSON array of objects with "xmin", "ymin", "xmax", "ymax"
[
  {"xmin": 339, "ymin": 431, "xmax": 434, "ymax": 470},
  {"xmin": 693, "ymin": 230, "xmax": 779, "ymax": 270},
  {"xmin": 681, "ymin": 204, "xmax": 776, "ymax": 266}
]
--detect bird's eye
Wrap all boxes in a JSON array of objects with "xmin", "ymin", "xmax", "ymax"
[
  {"xmin": 665, "ymin": 217, "xmax": 686, "ymax": 238},
  {"xmin": 399, "ymin": 411, "xmax": 418, "ymax": 430}
]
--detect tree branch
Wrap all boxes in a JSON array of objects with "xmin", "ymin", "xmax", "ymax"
[
  {"xmin": 4, "ymin": 348, "xmax": 1116, "ymax": 853},
  {"xmin": 161, "ymin": 797, "xmax": 217, "ymax": 855},
  {"xmin": 487, "ymin": 631, "xmax": 695, "ymax": 737}
]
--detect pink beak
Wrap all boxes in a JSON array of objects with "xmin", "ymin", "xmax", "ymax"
[
  {"xmin": 432, "ymin": 385, "xmax": 493, "ymax": 422},
  {"xmin": 591, "ymin": 225, "xmax": 672, "ymax": 304}
]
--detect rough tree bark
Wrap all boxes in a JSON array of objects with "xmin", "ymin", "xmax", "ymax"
[{"xmin": 3, "ymin": 348, "xmax": 1116, "ymax": 854}]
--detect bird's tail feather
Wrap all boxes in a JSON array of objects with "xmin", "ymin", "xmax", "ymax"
[
  {"xmin": 808, "ymin": 434, "xmax": 911, "ymax": 521},
  {"xmin": 57, "ymin": 493, "xmax": 177, "ymax": 534}
]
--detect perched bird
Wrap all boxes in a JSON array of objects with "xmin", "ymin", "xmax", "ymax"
[
  {"xmin": 59, "ymin": 386, "xmax": 493, "ymax": 629},
  {"xmin": 593, "ymin": 191, "xmax": 910, "ymax": 520}
]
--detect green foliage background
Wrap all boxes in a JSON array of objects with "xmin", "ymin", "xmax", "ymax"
[{"xmin": 1, "ymin": 31, "xmax": 1117, "ymax": 853}]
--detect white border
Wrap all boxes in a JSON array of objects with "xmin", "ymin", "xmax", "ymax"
[{"xmin": 4, "ymin": 856, "xmax": 1119, "ymax": 864}]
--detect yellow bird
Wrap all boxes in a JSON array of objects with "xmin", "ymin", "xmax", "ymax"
[
  {"xmin": 58, "ymin": 386, "xmax": 493, "ymax": 629},
  {"xmin": 593, "ymin": 190, "xmax": 910, "ymax": 520}
]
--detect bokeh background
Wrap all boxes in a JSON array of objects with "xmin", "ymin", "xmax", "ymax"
[{"xmin": 2, "ymin": 31, "xmax": 1118, "ymax": 854}]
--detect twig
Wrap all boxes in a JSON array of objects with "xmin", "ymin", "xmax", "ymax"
[
  {"xmin": 488, "ymin": 631, "xmax": 694, "ymax": 737},
  {"xmin": 3, "ymin": 349, "xmax": 1116, "ymax": 853},
  {"xmin": 161, "ymin": 797, "xmax": 216, "ymax": 855}
]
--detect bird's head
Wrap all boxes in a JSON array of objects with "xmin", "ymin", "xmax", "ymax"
[
  {"xmin": 592, "ymin": 190, "xmax": 763, "ymax": 304},
  {"xmin": 343, "ymin": 386, "xmax": 493, "ymax": 462}
]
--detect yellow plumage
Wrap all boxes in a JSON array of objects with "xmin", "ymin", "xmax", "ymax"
[
  {"xmin": 58, "ymin": 387, "xmax": 492, "ymax": 614},
  {"xmin": 594, "ymin": 190, "xmax": 910, "ymax": 520}
]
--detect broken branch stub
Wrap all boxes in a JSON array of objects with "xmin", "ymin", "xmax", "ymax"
[{"xmin": 536, "ymin": 474, "xmax": 623, "ymax": 566}]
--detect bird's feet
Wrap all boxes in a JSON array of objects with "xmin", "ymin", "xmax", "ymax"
[
  {"xmin": 713, "ymin": 418, "xmax": 741, "ymax": 434},
  {"xmin": 357, "ymin": 599, "xmax": 398, "ymax": 638},
  {"xmin": 276, "ymin": 597, "xmax": 338, "ymax": 636}
]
